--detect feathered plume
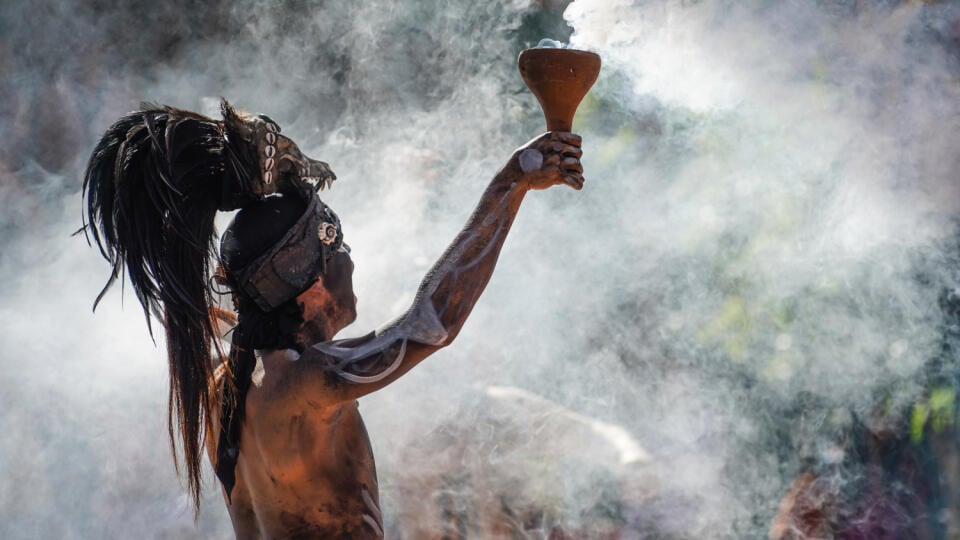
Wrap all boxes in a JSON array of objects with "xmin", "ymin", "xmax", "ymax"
[
  {"xmin": 82, "ymin": 99, "xmax": 336, "ymax": 511},
  {"xmin": 82, "ymin": 102, "xmax": 235, "ymax": 513}
]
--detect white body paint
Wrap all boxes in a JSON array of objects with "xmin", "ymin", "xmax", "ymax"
[{"xmin": 518, "ymin": 148, "xmax": 544, "ymax": 173}]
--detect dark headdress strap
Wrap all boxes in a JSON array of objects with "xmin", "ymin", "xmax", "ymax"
[{"xmin": 235, "ymin": 193, "xmax": 343, "ymax": 312}]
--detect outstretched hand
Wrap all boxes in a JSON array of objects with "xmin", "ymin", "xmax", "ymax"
[{"xmin": 510, "ymin": 131, "xmax": 584, "ymax": 191}]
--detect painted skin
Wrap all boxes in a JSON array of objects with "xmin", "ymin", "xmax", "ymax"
[{"xmin": 208, "ymin": 131, "xmax": 584, "ymax": 539}]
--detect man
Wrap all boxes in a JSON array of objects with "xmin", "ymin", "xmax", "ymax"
[{"xmin": 83, "ymin": 99, "xmax": 583, "ymax": 538}]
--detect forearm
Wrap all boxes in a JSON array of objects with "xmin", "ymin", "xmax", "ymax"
[
  {"xmin": 304, "ymin": 169, "xmax": 528, "ymax": 401},
  {"xmin": 408, "ymin": 166, "xmax": 528, "ymax": 345},
  {"xmin": 302, "ymin": 132, "xmax": 583, "ymax": 400}
]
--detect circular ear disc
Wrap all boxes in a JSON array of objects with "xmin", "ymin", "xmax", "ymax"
[{"xmin": 318, "ymin": 222, "xmax": 338, "ymax": 245}]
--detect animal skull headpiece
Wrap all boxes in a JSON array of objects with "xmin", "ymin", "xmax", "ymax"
[{"xmin": 219, "ymin": 101, "xmax": 344, "ymax": 311}]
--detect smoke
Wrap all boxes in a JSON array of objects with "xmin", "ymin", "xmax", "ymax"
[
  {"xmin": 2, "ymin": 0, "xmax": 960, "ymax": 538},
  {"xmin": 558, "ymin": 0, "xmax": 960, "ymax": 535}
]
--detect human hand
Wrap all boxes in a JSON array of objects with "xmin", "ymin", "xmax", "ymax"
[{"xmin": 510, "ymin": 131, "xmax": 584, "ymax": 191}]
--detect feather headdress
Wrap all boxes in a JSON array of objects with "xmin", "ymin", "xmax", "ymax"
[{"xmin": 82, "ymin": 99, "xmax": 339, "ymax": 510}]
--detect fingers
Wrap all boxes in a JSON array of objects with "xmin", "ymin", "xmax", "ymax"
[
  {"xmin": 563, "ymin": 145, "xmax": 583, "ymax": 159},
  {"xmin": 544, "ymin": 155, "xmax": 582, "ymax": 172},
  {"xmin": 541, "ymin": 140, "xmax": 585, "ymax": 190},
  {"xmin": 545, "ymin": 140, "xmax": 582, "ymax": 155},
  {"xmin": 560, "ymin": 157, "xmax": 583, "ymax": 175},
  {"xmin": 529, "ymin": 131, "xmax": 582, "ymax": 149},
  {"xmin": 542, "ymin": 155, "xmax": 585, "ymax": 190},
  {"xmin": 562, "ymin": 172, "xmax": 585, "ymax": 191},
  {"xmin": 550, "ymin": 143, "xmax": 582, "ymax": 160},
  {"xmin": 560, "ymin": 155, "xmax": 584, "ymax": 190},
  {"xmin": 549, "ymin": 131, "xmax": 583, "ymax": 147},
  {"xmin": 519, "ymin": 132, "xmax": 586, "ymax": 191}
]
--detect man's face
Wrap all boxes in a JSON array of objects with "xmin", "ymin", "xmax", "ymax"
[{"xmin": 295, "ymin": 249, "xmax": 357, "ymax": 343}]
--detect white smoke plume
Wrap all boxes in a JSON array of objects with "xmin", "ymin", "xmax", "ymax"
[{"xmin": 2, "ymin": 0, "xmax": 960, "ymax": 538}]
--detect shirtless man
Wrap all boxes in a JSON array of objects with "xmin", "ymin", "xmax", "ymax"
[{"xmin": 83, "ymin": 100, "xmax": 584, "ymax": 538}]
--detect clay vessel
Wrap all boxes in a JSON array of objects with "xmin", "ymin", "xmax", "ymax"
[{"xmin": 518, "ymin": 48, "xmax": 601, "ymax": 132}]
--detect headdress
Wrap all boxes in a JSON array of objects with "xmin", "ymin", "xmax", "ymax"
[{"xmin": 82, "ymin": 99, "xmax": 340, "ymax": 509}]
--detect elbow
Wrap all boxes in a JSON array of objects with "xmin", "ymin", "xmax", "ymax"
[
  {"xmin": 435, "ymin": 323, "xmax": 464, "ymax": 349},
  {"xmin": 415, "ymin": 328, "xmax": 456, "ymax": 350},
  {"xmin": 412, "ymin": 322, "xmax": 458, "ymax": 349}
]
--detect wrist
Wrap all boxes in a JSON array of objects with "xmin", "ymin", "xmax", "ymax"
[
  {"xmin": 491, "ymin": 173, "xmax": 528, "ymax": 199},
  {"xmin": 492, "ymin": 162, "xmax": 528, "ymax": 193}
]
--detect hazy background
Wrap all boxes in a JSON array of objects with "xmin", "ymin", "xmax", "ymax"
[{"xmin": 3, "ymin": 0, "xmax": 960, "ymax": 538}]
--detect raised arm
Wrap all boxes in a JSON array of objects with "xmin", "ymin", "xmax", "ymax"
[{"xmin": 289, "ymin": 131, "xmax": 583, "ymax": 402}]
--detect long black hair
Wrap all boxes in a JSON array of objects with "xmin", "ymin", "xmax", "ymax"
[{"xmin": 82, "ymin": 100, "xmax": 261, "ymax": 512}]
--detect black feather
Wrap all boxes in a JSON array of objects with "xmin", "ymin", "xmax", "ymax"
[{"xmin": 82, "ymin": 104, "xmax": 234, "ymax": 513}]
